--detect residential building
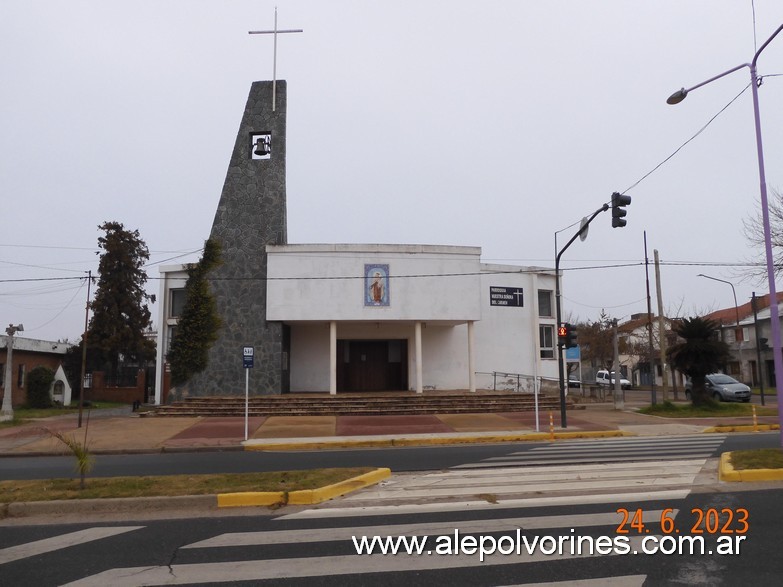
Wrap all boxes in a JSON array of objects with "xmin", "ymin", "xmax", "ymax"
[{"xmin": 0, "ymin": 337, "xmax": 73, "ymax": 407}]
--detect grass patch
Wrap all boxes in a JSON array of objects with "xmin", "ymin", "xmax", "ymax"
[
  {"xmin": 0, "ymin": 403, "xmax": 126, "ymax": 429},
  {"xmin": 638, "ymin": 401, "xmax": 777, "ymax": 418},
  {"xmin": 0, "ymin": 468, "xmax": 373, "ymax": 503},
  {"xmin": 730, "ymin": 449, "xmax": 783, "ymax": 470}
]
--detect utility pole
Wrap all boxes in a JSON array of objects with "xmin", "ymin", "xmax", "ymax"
[
  {"xmin": 654, "ymin": 249, "xmax": 668, "ymax": 401},
  {"xmin": 644, "ymin": 232, "xmax": 656, "ymax": 404},
  {"xmin": 752, "ymin": 292, "xmax": 766, "ymax": 406},
  {"xmin": 613, "ymin": 319, "xmax": 624, "ymax": 410},
  {"xmin": 78, "ymin": 270, "xmax": 92, "ymax": 428},
  {"xmin": 1, "ymin": 324, "xmax": 24, "ymax": 421}
]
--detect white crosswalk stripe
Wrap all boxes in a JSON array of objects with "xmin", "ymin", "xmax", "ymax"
[
  {"xmin": 453, "ymin": 435, "xmax": 726, "ymax": 469},
  {"xmin": 63, "ymin": 544, "xmax": 654, "ymax": 586},
  {"xmin": 0, "ymin": 526, "xmax": 144, "ymax": 565},
  {"xmin": 279, "ymin": 489, "xmax": 691, "ymax": 520},
  {"xmin": 337, "ymin": 459, "xmax": 708, "ymax": 504},
  {"xmin": 184, "ymin": 510, "xmax": 671, "ymax": 548}
]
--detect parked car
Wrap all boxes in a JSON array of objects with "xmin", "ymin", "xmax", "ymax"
[
  {"xmin": 595, "ymin": 370, "xmax": 631, "ymax": 390},
  {"xmin": 685, "ymin": 374, "xmax": 751, "ymax": 403},
  {"xmin": 568, "ymin": 376, "xmax": 581, "ymax": 389}
]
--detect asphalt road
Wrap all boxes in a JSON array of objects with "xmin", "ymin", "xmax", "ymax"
[
  {"xmin": 1, "ymin": 486, "xmax": 779, "ymax": 585},
  {"xmin": 0, "ymin": 432, "xmax": 780, "ymax": 481}
]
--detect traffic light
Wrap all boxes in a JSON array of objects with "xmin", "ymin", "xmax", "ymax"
[
  {"xmin": 565, "ymin": 324, "xmax": 578, "ymax": 348},
  {"xmin": 558, "ymin": 323, "xmax": 578, "ymax": 348},
  {"xmin": 558, "ymin": 324, "xmax": 568, "ymax": 347},
  {"xmin": 760, "ymin": 337, "xmax": 770, "ymax": 350},
  {"xmin": 611, "ymin": 192, "xmax": 632, "ymax": 228}
]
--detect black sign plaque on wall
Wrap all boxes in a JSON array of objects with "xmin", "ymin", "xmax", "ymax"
[{"xmin": 489, "ymin": 287, "xmax": 524, "ymax": 307}]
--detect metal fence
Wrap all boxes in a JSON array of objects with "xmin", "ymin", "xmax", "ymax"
[{"xmin": 475, "ymin": 371, "xmax": 559, "ymax": 394}]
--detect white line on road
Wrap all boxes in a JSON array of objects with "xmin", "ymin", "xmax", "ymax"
[
  {"xmin": 184, "ymin": 510, "xmax": 671, "ymax": 548},
  {"xmin": 62, "ymin": 537, "xmax": 657, "ymax": 586},
  {"xmin": 0, "ymin": 526, "xmax": 144, "ymax": 565},
  {"xmin": 279, "ymin": 489, "xmax": 691, "ymax": 519}
]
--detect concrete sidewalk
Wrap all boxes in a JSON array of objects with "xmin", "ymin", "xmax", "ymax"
[{"xmin": 0, "ymin": 400, "xmax": 778, "ymax": 456}]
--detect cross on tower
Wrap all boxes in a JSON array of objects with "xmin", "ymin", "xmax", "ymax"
[{"xmin": 249, "ymin": 7, "xmax": 303, "ymax": 111}]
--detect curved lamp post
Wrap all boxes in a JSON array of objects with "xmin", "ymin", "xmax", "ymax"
[
  {"xmin": 668, "ymin": 23, "xmax": 783, "ymax": 442},
  {"xmin": 698, "ymin": 273, "xmax": 745, "ymax": 382},
  {"xmin": 697, "ymin": 274, "xmax": 740, "ymax": 327}
]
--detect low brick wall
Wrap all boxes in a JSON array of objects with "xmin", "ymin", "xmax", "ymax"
[{"xmin": 85, "ymin": 370, "xmax": 146, "ymax": 405}]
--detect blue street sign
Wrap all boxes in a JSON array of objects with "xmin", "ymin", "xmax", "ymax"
[
  {"xmin": 565, "ymin": 345, "xmax": 581, "ymax": 361},
  {"xmin": 243, "ymin": 346, "xmax": 254, "ymax": 368}
]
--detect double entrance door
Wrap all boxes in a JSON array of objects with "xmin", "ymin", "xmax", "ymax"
[{"xmin": 336, "ymin": 339, "xmax": 408, "ymax": 392}]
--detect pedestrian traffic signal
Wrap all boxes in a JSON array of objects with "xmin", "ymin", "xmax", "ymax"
[
  {"xmin": 558, "ymin": 324, "xmax": 568, "ymax": 346},
  {"xmin": 558, "ymin": 323, "xmax": 578, "ymax": 348},
  {"xmin": 611, "ymin": 192, "xmax": 632, "ymax": 228}
]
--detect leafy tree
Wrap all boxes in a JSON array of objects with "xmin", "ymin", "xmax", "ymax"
[
  {"xmin": 668, "ymin": 317, "xmax": 730, "ymax": 406},
  {"xmin": 167, "ymin": 239, "xmax": 222, "ymax": 386},
  {"xmin": 576, "ymin": 311, "xmax": 625, "ymax": 371},
  {"xmin": 87, "ymin": 221, "xmax": 155, "ymax": 374},
  {"xmin": 26, "ymin": 366, "xmax": 55, "ymax": 409}
]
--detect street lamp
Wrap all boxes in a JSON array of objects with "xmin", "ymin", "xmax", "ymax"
[
  {"xmin": 698, "ymin": 273, "xmax": 745, "ymax": 383},
  {"xmin": 697, "ymin": 274, "xmax": 740, "ymax": 327},
  {"xmin": 1, "ymin": 323, "xmax": 24, "ymax": 421},
  {"xmin": 669, "ymin": 23, "xmax": 783, "ymax": 442}
]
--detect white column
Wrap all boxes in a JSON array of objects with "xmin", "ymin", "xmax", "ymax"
[
  {"xmin": 1, "ymin": 334, "xmax": 15, "ymax": 420},
  {"xmin": 329, "ymin": 321, "xmax": 337, "ymax": 395},
  {"xmin": 415, "ymin": 321, "xmax": 423, "ymax": 394},
  {"xmin": 468, "ymin": 321, "xmax": 476, "ymax": 393}
]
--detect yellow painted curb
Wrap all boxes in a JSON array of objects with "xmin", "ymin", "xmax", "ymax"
[
  {"xmin": 288, "ymin": 468, "xmax": 391, "ymax": 505},
  {"xmin": 719, "ymin": 452, "xmax": 783, "ymax": 482},
  {"xmin": 216, "ymin": 467, "xmax": 391, "ymax": 508},
  {"xmin": 704, "ymin": 424, "xmax": 780, "ymax": 433},
  {"xmin": 244, "ymin": 430, "xmax": 630, "ymax": 451}
]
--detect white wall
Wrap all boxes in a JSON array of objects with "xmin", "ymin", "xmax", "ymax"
[
  {"xmin": 267, "ymin": 244, "xmax": 482, "ymax": 322},
  {"xmin": 154, "ymin": 264, "xmax": 188, "ymax": 404},
  {"xmin": 156, "ymin": 249, "xmax": 560, "ymax": 395}
]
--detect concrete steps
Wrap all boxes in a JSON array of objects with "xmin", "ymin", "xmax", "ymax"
[{"xmin": 148, "ymin": 392, "xmax": 570, "ymax": 417}]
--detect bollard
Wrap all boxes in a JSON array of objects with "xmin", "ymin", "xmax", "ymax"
[
  {"xmin": 752, "ymin": 404, "xmax": 758, "ymax": 432},
  {"xmin": 549, "ymin": 411, "xmax": 555, "ymax": 441}
]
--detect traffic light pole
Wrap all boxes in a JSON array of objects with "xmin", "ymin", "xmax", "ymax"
[{"xmin": 555, "ymin": 203, "xmax": 609, "ymax": 429}]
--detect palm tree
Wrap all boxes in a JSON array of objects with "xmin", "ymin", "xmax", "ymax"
[{"xmin": 668, "ymin": 317, "xmax": 730, "ymax": 406}]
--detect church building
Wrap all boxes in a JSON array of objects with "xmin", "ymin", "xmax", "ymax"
[{"xmin": 154, "ymin": 81, "xmax": 559, "ymax": 402}]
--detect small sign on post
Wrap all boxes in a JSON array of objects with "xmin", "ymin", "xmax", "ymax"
[
  {"xmin": 243, "ymin": 346, "xmax": 254, "ymax": 441},
  {"xmin": 243, "ymin": 346, "xmax": 255, "ymax": 369}
]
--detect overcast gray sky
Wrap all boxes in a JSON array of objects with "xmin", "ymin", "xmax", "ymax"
[{"xmin": 2, "ymin": 1, "xmax": 783, "ymax": 342}]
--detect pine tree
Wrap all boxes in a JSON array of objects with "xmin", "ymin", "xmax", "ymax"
[
  {"xmin": 87, "ymin": 221, "xmax": 155, "ymax": 374},
  {"xmin": 167, "ymin": 239, "xmax": 222, "ymax": 387}
]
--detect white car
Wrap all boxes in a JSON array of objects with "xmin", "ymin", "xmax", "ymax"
[{"xmin": 595, "ymin": 370, "xmax": 631, "ymax": 390}]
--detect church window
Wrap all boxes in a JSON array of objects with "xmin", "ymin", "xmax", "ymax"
[
  {"xmin": 170, "ymin": 289, "xmax": 186, "ymax": 318},
  {"xmin": 539, "ymin": 325, "xmax": 555, "ymax": 359},
  {"xmin": 538, "ymin": 290, "xmax": 553, "ymax": 317}
]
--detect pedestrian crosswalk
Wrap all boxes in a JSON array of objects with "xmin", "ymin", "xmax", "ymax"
[
  {"xmin": 452, "ymin": 434, "xmax": 727, "ymax": 469},
  {"xmin": 5, "ymin": 493, "xmax": 681, "ymax": 586}
]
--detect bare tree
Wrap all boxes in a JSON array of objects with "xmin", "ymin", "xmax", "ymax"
[{"xmin": 741, "ymin": 187, "xmax": 783, "ymax": 283}]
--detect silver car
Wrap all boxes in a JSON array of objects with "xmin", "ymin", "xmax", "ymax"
[{"xmin": 686, "ymin": 374, "xmax": 751, "ymax": 403}]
